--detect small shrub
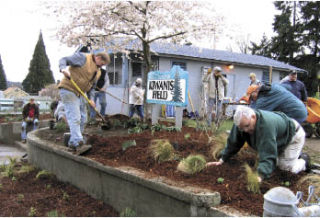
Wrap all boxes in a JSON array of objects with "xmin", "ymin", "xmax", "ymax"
[
  {"xmin": 35, "ymin": 170, "xmax": 52, "ymax": 180},
  {"xmin": 45, "ymin": 184, "xmax": 52, "ymax": 189},
  {"xmin": 177, "ymin": 154, "xmax": 206, "ymax": 175},
  {"xmin": 62, "ymin": 191, "xmax": 70, "ymax": 201},
  {"xmin": 122, "ymin": 140, "xmax": 136, "ymax": 151},
  {"xmin": 120, "ymin": 207, "xmax": 137, "ymax": 217},
  {"xmin": 244, "ymin": 163, "xmax": 261, "ymax": 194},
  {"xmin": 47, "ymin": 210, "xmax": 59, "ymax": 217},
  {"xmin": 17, "ymin": 194, "xmax": 24, "ymax": 203},
  {"xmin": 18, "ymin": 165, "xmax": 35, "ymax": 174},
  {"xmin": 0, "ymin": 183, "xmax": 2, "ymax": 191},
  {"xmin": 184, "ymin": 133, "xmax": 191, "ymax": 140},
  {"xmin": 217, "ymin": 177, "xmax": 224, "ymax": 184},
  {"xmin": 149, "ymin": 139, "xmax": 175, "ymax": 163},
  {"xmin": 183, "ymin": 119, "xmax": 197, "ymax": 128},
  {"xmin": 28, "ymin": 207, "xmax": 37, "ymax": 217},
  {"xmin": 55, "ymin": 121, "xmax": 67, "ymax": 133},
  {"xmin": 0, "ymin": 163, "xmax": 6, "ymax": 172}
]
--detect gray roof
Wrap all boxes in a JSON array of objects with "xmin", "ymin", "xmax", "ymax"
[{"xmin": 148, "ymin": 42, "xmax": 304, "ymax": 72}]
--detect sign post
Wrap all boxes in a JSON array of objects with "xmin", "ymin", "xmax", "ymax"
[{"xmin": 147, "ymin": 66, "xmax": 189, "ymax": 128}]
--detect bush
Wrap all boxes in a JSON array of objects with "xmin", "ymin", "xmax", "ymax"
[
  {"xmin": 149, "ymin": 139, "xmax": 175, "ymax": 163},
  {"xmin": 244, "ymin": 163, "xmax": 260, "ymax": 194},
  {"xmin": 177, "ymin": 154, "xmax": 206, "ymax": 174}
]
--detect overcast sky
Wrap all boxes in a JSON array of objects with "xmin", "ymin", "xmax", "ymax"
[{"xmin": 0, "ymin": 0, "xmax": 278, "ymax": 83}]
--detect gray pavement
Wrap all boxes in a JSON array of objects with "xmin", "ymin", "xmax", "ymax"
[{"xmin": 0, "ymin": 144, "xmax": 26, "ymax": 165}]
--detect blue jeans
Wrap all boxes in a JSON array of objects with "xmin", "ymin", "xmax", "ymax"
[
  {"xmin": 21, "ymin": 119, "xmax": 38, "ymax": 140},
  {"xmin": 59, "ymin": 88, "xmax": 87, "ymax": 147},
  {"xmin": 90, "ymin": 91, "xmax": 107, "ymax": 119},
  {"xmin": 207, "ymin": 97, "xmax": 222, "ymax": 126},
  {"xmin": 129, "ymin": 104, "xmax": 144, "ymax": 119}
]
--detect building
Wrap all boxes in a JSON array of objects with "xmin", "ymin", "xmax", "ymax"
[{"xmin": 79, "ymin": 41, "xmax": 305, "ymax": 116}]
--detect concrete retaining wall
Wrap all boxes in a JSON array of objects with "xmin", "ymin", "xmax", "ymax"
[
  {"xmin": 0, "ymin": 120, "xmax": 49, "ymax": 144},
  {"xmin": 27, "ymin": 129, "xmax": 234, "ymax": 217}
]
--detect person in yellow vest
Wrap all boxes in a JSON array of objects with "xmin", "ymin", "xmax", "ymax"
[{"xmin": 59, "ymin": 52, "xmax": 110, "ymax": 152}]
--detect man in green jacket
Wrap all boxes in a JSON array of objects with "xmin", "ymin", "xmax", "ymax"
[{"xmin": 206, "ymin": 105, "xmax": 310, "ymax": 181}]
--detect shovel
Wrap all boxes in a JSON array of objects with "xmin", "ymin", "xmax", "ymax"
[{"xmin": 67, "ymin": 76, "xmax": 110, "ymax": 130}]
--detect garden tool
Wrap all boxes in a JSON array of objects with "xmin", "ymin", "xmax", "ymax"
[
  {"xmin": 66, "ymin": 76, "xmax": 110, "ymax": 130},
  {"xmin": 104, "ymin": 90, "xmax": 128, "ymax": 104}
]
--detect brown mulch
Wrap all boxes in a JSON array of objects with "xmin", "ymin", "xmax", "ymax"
[
  {"xmin": 36, "ymin": 118, "xmax": 308, "ymax": 216},
  {"xmin": 0, "ymin": 164, "xmax": 119, "ymax": 217}
]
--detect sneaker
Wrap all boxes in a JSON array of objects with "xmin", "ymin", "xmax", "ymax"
[
  {"xmin": 67, "ymin": 145, "xmax": 77, "ymax": 152},
  {"xmin": 300, "ymin": 153, "xmax": 311, "ymax": 172},
  {"xmin": 22, "ymin": 139, "xmax": 27, "ymax": 143}
]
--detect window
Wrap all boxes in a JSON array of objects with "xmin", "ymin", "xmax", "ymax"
[
  {"xmin": 132, "ymin": 62, "xmax": 142, "ymax": 77},
  {"xmin": 172, "ymin": 61, "xmax": 187, "ymax": 71},
  {"xmin": 262, "ymin": 70, "xmax": 270, "ymax": 84},
  {"xmin": 108, "ymin": 72, "xmax": 120, "ymax": 85}
]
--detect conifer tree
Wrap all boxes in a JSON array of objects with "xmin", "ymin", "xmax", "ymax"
[
  {"xmin": 0, "ymin": 55, "xmax": 7, "ymax": 90},
  {"xmin": 22, "ymin": 31, "xmax": 55, "ymax": 94},
  {"xmin": 171, "ymin": 70, "xmax": 183, "ymax": 103}
]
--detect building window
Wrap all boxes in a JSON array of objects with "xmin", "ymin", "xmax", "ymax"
[
  {"xmin": 132, "ymin": 62, "xmax": 142, "ymax": 77},
  {"xmin": 108, "ymin": 72, "xmax": 120, "ymax": 85},
  {"xmin": 172, "ymin": 61, "xmax": 187, "ymax": 71},
  {"xmin": 262, "ymin": 70, "xmax": 270, "ymax": 84}
]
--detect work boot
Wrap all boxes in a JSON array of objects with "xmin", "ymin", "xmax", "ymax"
[
  {"xmin": 75, "ymin": 142, "xmax": 92, "ymax": 156},
  {"xmin": 63, "ymin": 133, "xmax": 71, "ymax": 147},
  {"xmin": 300, "ymin": 153, "xmax": 311, "ymax": 172}
]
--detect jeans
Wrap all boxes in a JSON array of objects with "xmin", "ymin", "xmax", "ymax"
[
  {"xmin": 60, "ymin": 88, "xmax": 87, "ymax": 147},
  {"xmin": 21, "ymin": 119, "xmax": 38, "ymax": 140},
  {"xmin": 207, "ymin": 97, "xmax": 222, "ymax": 126},
  {"xmin": 90, "ymin": 91, "xmax": 107, "ymax": 119},
  {"xmin": 129, "ymin": 104, "xmax": 144, "ymax": 119}
]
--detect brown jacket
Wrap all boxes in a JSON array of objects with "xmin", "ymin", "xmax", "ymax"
[{"xmin": 59, "ymin": 54, "xmax": 101, "ymax": 96}]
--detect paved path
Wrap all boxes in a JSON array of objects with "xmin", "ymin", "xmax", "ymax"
[
  {"xmin": 303, "ymin": 136, "xmax": 320, "ymax": 164},
  {"xmin": 0, "ymin": 144, "xmax": 26, "ymax": 165}
]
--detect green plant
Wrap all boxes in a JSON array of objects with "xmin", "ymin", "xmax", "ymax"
[
  {"xmin": 17, "ymin": 194, "xmax": 24, "ymax": 203},
  {"xmin": 45, "ymin": 184, "xmax": 52, "ymax": 189},
  {"xmin": 122, "ymin": 140, "xmax": 136, "ymax": 151},
  {"xmin": 217, "ymin": 177, "xmax": 224, "ymax": 184},
  {"xmin": 149, "ymin": 139, "xmax": 175, "ymax": 163},
  {"xmin": 18, "ymin": 165, "xmax": 35, "ymax": 174},
  {"xmin": 0, "ymin": 183, "xmax": 2, "ymax": 191},
  {"xmin": 210, "ymin": 133, "xmax": 228, "ymax": 161},
  {"xmin": 283, "ymin": 181, "xmax": 290, "ymax": 187},
  {"xmin": 177, "ymin": 154, "xmax": 206, "ymax": 174},
  {"xmin": 184, "ymin": 133, "xmax": 191, "ymax": 140},
  {"xmin": 128, "ymin": 126, "xmax": 142, "ymax": 134},
  {"xmin": 62, "ymin": 191, "xmax": 70, "ymax": 201},
  {"xmin": 28, "ymin": 207, "xmax": 37, "ymax": 217},
  {"xmin": 35, "ymin": 170, "xmax": 52, "ymax": 180},
  {"xmin": 183, "ymin": 119, "xmax": 197, "ymax": 128},
  {"xmin": 165, "ymin": 126, "xmax": 181, "ymax": 132},
  {"xmin": 0, "ymin": 163, "xmax": 6, "ymax": 172},
  {"xmin": 11, "ymin": 176, "xmax": 16, "ymax": 181},
  {"xmin": 120, "ymin": 207, "xmax": 137, "ymax": 217},
  {"xmin": 244, "ymin": 163, "xmax": 261, "ymax": 194},
  {"xmin": 55, "ymin": 121, "xmax": 67, "ymax": 133}
]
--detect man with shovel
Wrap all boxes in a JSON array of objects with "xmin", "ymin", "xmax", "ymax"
[{"xmin": 58, "ymin": 52, "xmax": 110, "ymax": 154}]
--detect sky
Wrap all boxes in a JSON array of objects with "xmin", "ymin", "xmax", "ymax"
[{"xmin": 0, "ymin": 0, "xmax": 278, "ymax": 83}]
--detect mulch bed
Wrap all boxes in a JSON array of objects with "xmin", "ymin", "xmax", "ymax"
[
  {"xmin": 0, "ymin": 164, "xmax": 118, "ymax": 217},
  {"xmin": 36, "ymin": 116, "xmax": 308, "ymax": 216}
]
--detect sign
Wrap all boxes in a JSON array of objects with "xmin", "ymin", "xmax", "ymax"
[{"xmin": 147, "ymin": 66, "xmax": 188, "ymax": 107}]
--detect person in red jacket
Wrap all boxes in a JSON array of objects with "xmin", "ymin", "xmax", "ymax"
[{"xmin": 21, "ymin": 98, "xmax": 39, "ymax": 143}]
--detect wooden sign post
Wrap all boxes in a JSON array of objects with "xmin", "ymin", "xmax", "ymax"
[{"xmin": 147, "ymin": 66, "xmax": 189, "ymax": 128}]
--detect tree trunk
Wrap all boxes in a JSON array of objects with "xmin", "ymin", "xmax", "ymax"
[{"xmin": 142, "ymin": 41, "xmax": 152, "ymax": 121}]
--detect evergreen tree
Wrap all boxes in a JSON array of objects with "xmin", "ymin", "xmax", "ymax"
[
  {"xmin": 270, "ymin": 1, "xmax": 301, "ymax": 64},
  {"xmin": 0, "ymin": 55, "xmax": 7, "ymax": 90},
  {"xmin": 22, "ymin": 31, "xmax": 55, "ymax": 94},
  {"xmin": 249, "ymin": 34, "xmax": 273, "ymax": 57},
  {"xmin": 171, "ymin": 70, "xmax": 183, "ymax": 103}
]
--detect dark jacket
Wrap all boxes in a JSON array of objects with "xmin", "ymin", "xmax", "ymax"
[
  {"xmin": 220, "ymin": 110, "xmax": 296, "ymax": 179},
  {"xmin": 281, "ymin": 80, "xmax": 308, "ymax": 102},
  {"xmin": 252, "ymin": 84, "xmax": 307, "ymax": 124},
  {"xmin": 23, "ymin": 103, "xmax": 39, "ymax": 120}
]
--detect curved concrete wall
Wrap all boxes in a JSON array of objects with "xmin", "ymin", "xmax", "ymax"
[{"xmin": 26, "ymin": 128, "xmax": 239, "ymax": 217}]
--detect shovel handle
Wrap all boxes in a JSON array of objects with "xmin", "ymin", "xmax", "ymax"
[{"xmin": 67, "ymin": 76, "xmax": 106, "ymax": 122}]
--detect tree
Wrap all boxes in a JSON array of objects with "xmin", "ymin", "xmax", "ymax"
[
  {"xmin": 0, "ymin": 55, "xmax": 7, "ymax": 90},
  {"xmin": 249, "ymin": 34, "xmax": 273, "ymax": 58},
  {"xmin": 270, "ymin": 1, "xmax": 301, "ymax": 64},
  {"xmin": 47, "ymin": 1, "xmax": 223, "ymax": 116},
  {"xmin": 22, "ymin": 32, "xmax": 55, "ymax": 94}
]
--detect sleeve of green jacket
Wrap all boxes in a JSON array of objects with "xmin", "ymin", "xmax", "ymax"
[
  {"xmin": 220, "ymin": 124, "xmax": 246, "ymax": 162},
  {"xmin": 255, "ymin": 124, "xmax": 278, "ymax": 179}
]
